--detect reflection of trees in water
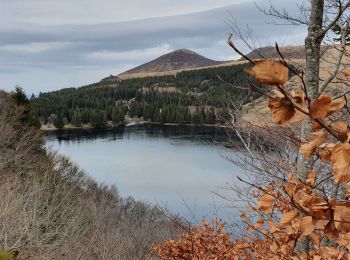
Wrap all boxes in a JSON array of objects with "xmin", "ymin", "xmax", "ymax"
[{"xmin": 45, "ymin": 125, "xmax": 232, "ymax": 146}]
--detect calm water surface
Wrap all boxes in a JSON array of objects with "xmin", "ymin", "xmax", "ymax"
[{"xmin": 45, "ymin": 125, "xmax": 242, "ymax": 218}]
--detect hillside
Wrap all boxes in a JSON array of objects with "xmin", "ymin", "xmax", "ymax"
[
  {"xmin": 242, "ymin": 45, "xmax": 350, "ymax": 126},
  {"xmin": 118, "ymin": 49, "xmax": 228, "ymax": 79},
  {"xmin": 0, "ymin": 90, "xmax": 178, "ymax": 259},
  {"xmin": 241, "ymin": 45, "xmax": 306, "ymax": 60},
  {"xmin": 34, "ymin": 44, "xmax": 347, "ymax": 130},
  {"xmin": 32, "ymin": 62, "xmax": 255, "ymax": 129},
  {"xmin": 117, "ymin": 45, "xmax": 308, "ymax": 80},
  {"xmin": 240, "ymin": 45, "xmax": 334, "ymax": 61}
]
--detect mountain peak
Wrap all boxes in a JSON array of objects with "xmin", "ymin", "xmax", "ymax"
[
  {"xmin": 118, "ymin": 48, "xmax": 225, "ymax": 79},
  {"xmin": 172, "ymin": 49, "xmax": 196, "ymax": 54}
]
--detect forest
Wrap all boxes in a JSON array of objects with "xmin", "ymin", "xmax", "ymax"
[
  {"xmin": 30, "ymin": 63, "xmax": 258, "ymax": 128},
  {"xmin": 0, "ymin": 89, "xmax": 179, "ymax": 259}
]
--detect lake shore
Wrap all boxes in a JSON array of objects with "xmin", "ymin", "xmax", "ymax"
[{"xmin": 40, "ymin": 119, "xmax": 230, "ymax": 131}]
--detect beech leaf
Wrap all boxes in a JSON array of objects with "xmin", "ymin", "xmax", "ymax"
[
  {"xmin": 310, "ymin": 96, "xmax": 345, "ymax": 119},
  {"xmin": 300, "ymin": 216, "xmax": 314, "ymax": 236},
  {"xmin": 331, "ymin": 144, "xmax": 350, "ymax": 184},
  {"xmin": 244, "ymin": 60, "xmax": 289, "ymax": 85},
  {"xmin": 268, "ymin": 91, "xmax": 308, "ymax": 125},
  {"xmin": 256, "ymin": 194, "xmax": 275, "ymax": 213},
  {"xmin": 299, "ymin": 131, "xmax": 327, "ymax": 159},
  {"xmin": 319, "ymin": 143, "xmax": 335, "ymax": 163},
  {"xmin": 334, "ymin": 206, "xmax": 350, "ymax": 232},
  {"xmin": 330, "ymin": 121, "xmax": 348, "ymax": 141},
  {"xmin": 280, "ymin": 210, "xmax": 299, "ymax": 227},
  {"xmin": 268, "ymin": 97, "xmax": 295, "ymax": 124},
  {"xmin": 306, "ymin": 171, "xmax": 316, "ymax": 186}
]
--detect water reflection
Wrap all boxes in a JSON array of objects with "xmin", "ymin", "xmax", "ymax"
[{"xmin": 46, "ymin": 125, "xmax": 242, "ymax": 219}]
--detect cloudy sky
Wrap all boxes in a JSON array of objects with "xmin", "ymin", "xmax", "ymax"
[{"xmin": 0, "ymin": 0, "xmax": 306, "ymax": 94}]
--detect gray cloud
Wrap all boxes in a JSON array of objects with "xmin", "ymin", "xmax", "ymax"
[{"xmin": 0, "ymin": 0, "xmax": 306, "ymax": 94}]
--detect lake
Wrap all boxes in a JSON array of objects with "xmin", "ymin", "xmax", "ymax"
[{"xmin": 45, "ymin": 124, "xmax": 243, "ymax": 220}]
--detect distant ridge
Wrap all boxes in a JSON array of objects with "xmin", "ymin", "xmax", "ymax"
[
  {"xmin": 118, "ymin": 49, "xmax": 226, "ymax": 79},
  {"xmin": 240, "ymin": 45, "xmax": 308, "ymax": 60},
  {"xmin": 109, "ymin": 45, "xmax": 314, "ymax": 81}
]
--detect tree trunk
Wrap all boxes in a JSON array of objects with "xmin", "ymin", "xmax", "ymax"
[
  {"xmin": 299, "ymin": 0, "xmax": 325, "ymax": 252},
  {"xmin": 305, "ymin": 0, "xmax": 324, "ymax": 99},
  {"xmin": 298, "ymin": 0, "xmax": 325, "ymax": 179}
]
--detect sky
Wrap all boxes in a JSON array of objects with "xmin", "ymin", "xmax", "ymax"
[{"xmin": 0, "ymin": 0, "xmax": 307, "ymax": 94}]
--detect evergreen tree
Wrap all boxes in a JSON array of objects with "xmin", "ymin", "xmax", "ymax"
[
  {"xmin": 71, "ymin": 109, "xmax": 82, "ymax": 126},
  {"xmin": 29, "ymin": 62, "xmax": 255, "ymax": 127},
  {"xmin": 11, "ymin": 86, "xmax": 29, "ymax": 106},
  {"xmin": 54, "ymin": 115, "xmax": 64, "ymax": 128}
]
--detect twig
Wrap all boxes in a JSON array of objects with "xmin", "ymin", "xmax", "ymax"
[{"xmin": 227, "ymin": 34, "xmax": 255, "ymax": 65}]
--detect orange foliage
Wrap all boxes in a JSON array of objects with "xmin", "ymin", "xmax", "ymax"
[
  {"xmin": 299, "ymin": 131, "xmax": 328, "ymax": 159},
  {"xmin": 244, "ymin": 60, "xmax": 289, "ymax": 85},
  {"xmin": 152, "ymin": 221, "xmax": 240, "ymax": 259},
  {"xmin": 268, "ymin": 91, "xmax": 308, "ymax": 124},
  {"xmin": 310, "ymin": 96, "xmax": 345, "ymax": 119},
  {"xmin": 154, "ymin": 56, "xmax": 350, "ymax": 260}
]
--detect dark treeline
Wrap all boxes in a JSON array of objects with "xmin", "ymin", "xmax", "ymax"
[{"xmin": 31, "ymin": 63, "xmax": 259, "ymax": 128}]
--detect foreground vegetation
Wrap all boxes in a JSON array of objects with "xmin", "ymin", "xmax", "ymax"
[
  {"xmin": 0, "ymin": 90, "xmax": 178, "ymax": 259},
  {"xmin": 153, "ymin": 0, "xmax": 350, "ymax": 258}
]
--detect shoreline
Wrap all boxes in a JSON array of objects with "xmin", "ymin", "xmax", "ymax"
[{"xmin": 40, "ymin": 121, "xmax": 231, "ymax": 132}]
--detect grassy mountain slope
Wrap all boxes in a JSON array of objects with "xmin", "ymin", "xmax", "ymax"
[{"xmin": 118, "ymin": 49, "xmax": 228, "ymax": 79}]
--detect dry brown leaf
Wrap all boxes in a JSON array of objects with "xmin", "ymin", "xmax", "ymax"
[
  {"xmin": 269, "ymin": 242, "xmax": 278, "ymax": 253},
  {"xmin": 314, "ymin": 219, "xmax": 329, "ymax": 230},
  {"xmin": 320, "ymin": 247, "xmax": 343, "ymax": 259},
  {"xmin": 280, "ymin": 210, "xmax": 299, "ymax": 227},
  {"xmin": 331, "ymin": 143, "xmax": 350, "ymax": 183},
  {"xmin": 310, "ymin": 232, "xmax": 322, "ymax": 248},
  {"xmin": 244, "ymin": 60, "xmax": 289, "ymax": 85},
  {"xmin": 333, "ymin": 205, "xmax": 350, "ymax": 232},
  {"xmin": 268, "ymin": 97, "xmax": 295, "ymax": 124},
  {"xmin": 289, "ymin": 91, "xmax": 309, "ymax": 123},
  {"xmin": 310, "ymin": 202, "xmax": 330, "ymax": 219},
  {"xmin": 256, "ymin": 194, "xmax": 275, "ymax": 213},
  {"xmin": 268, "ymin": 220, "xmax": 280, "ymax": 233},
  {"xmin": 284, "ymin": 185, "xmax": 294, "ymax": 197},
  {"xmin": 330, "ymin": 121, "xmax": 348, "ymax": 134},
  {"xmin": 306, "ymin": 171, "xmax": 316, "ymax": 186},
  {"xmin": 301, "ymin": 216, "xmax": 314, "ymax": 235},
  {"xmin": 344, "ymin": 70, "xmax": 350, "ymax": 79},
  {"xmin": 310, "ymin": 95, "xmax": 345, "ymax": 119},
  {"xmin": 268, "ymin": 91, "xmax": 308, "ymax": 125},
  {"xmin": 319, "ymin": 143, "xmax": 335, "ymax": 163},
  {"xmin": 298, "ymin": 195, "xmax": 323, "ymax": 214},
  {"xmin": 280, "ymin": 244, "xmax": 289, "ymax": 255},
  {"xmin": 325, "ymin": 221, "xmax": 338, "ymax": 241},
  {"xmin": 299, "ymin": 131, "xmax": 327, "ymax": 159},
  {"xmin": 335, "ymin": 233, "xmax": 350, "ymax": 251},
  {"xmin": 255, "ymin": 216, "xmax": 265, "ymax": 228},
  {"xmin": 312, "ymin": 120, "xmax": 323, "ymax": 130},
  {"xmin": 330, "ymin": 121, "xmax": 348, "ymax": 141},
  {"xmin": 291, "ymin": 90, "xmax": 306, "ymax": 106}
]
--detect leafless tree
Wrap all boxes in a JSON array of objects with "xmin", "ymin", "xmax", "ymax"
[
  {"xmin": 0, "ymin": 91, "xmax": 180, "ymax": 259},
  {"xmin": 219, "ymin": 0, "xmax": 350, "ymax": 252}
]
